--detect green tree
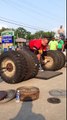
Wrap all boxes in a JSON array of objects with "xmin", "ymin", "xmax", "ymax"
[
  {"xmin": 34, "ymin": 31, "xmax": 44, "ymax": 38},
  {"xmin": 29, "ymin": 31, "xmax": 55, "ymax": 41},
  {"xmin": 0, "ymin": 27, "xmax": 55, "ymax": 42},
  {"xmin": 14, "ymin": 27, "xmax": 31, "ymax": 39}
]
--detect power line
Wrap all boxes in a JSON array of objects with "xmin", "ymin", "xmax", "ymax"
[
  {"xmin": 0, "ymin": 0, "xmax": 47, "ymax": 24},
  {"xmin": 0, "ymin": 18, "xmax": 37, "ymax": 30},
  {"xmin": 14, "ymin": 0, "xmax": 64, "ymax": 19},
  {"xmin": 1, "ymin": 0, "xmax": 64, "ymax": 21},
  {"xmin": 0, "ymin": 17, "xmax": 49, "ymax": 31},
  {"xmin": 16, "ymin": 0, "xmax": 64, "ymax": 19},
  {"xmin": 0, "ymin": 0, "xmax": 65, "ymax": 31}
]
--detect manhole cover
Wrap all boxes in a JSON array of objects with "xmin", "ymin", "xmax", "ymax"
[
  {"xmin": 47, "ymin": 97, "xmax": 61, "ymax": 104},
  {"xmin": 0, "ymin": 91, "xmax": 7, "ymax": 100},
  {"xmin": 0, "ymin": 89, "xmax": 16, "ymax": 103},
  {"xmin": 49, "ymin": 89, "xmax": 67, "ymax": 97}
]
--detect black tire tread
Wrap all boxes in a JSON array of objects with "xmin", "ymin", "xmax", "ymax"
[{"xmin": 0, "ymin": 51, "xmax": 24, "ymax": 83}]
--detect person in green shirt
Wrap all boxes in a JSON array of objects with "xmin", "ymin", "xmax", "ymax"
[
  {"xmin": 57, "ymin": 38, "xmax": 64, "ymax": 51},
  {"xmin": 48, "ymin": 37, "xmax": 58, "ymax": 50}
]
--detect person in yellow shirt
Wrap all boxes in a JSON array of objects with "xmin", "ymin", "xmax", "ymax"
[{"xmin": 48, "ymin": 37, "xmax": 58, "ymax": 50}]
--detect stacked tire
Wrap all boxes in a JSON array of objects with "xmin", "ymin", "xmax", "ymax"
[
  {"xmin": 17, "ymin": 86, "xmax": 40, "ymax": 101},
  {"xmin": 41, "ymin": 50, "xmax": 65, "ymax": 71},
  {"xmin": 0, "ymin": 50, "xmax": 39, "ymax": 84}
]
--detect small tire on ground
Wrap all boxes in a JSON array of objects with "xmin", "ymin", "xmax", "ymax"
[{"xmin": 17, "ymin": 86, "xmax": 40, "ymax": 101}]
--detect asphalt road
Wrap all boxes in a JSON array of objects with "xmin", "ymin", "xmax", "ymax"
[{"xmin": 0, "ymin": 67, "xmax": 66, "ymax": 120}]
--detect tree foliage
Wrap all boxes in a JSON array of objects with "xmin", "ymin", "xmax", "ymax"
[
  {"xmin": 14, "ymin": 27, "xmax": 31, "ymax": 39},
  {"xmin": 0, "ymin": 27, "xmax": 15, "ymax": 36},
  {"xmin": 0, "ymin": 27, "xmax": 55, "ymax": 41}
]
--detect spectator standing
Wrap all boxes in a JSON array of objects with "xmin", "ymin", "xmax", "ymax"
[
  {"xmin": 48, "ymin": 37, "xmax": 58, "ymax": 50},
  {"xmin": 64, "ymin": 38, "xmax": 67, "ymax": 50},
  {"xmin": 58, "ymin": 25, "xmax": 65, "ymax": 39},
  {"xmin": 57, "ymin": 37, "xmax": 64, "ymax": 52}
]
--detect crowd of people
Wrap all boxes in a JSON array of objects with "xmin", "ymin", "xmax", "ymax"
[
  {"xmin": 48, "ymin": 36, "xmax": 64, "ymax": 52},
  {"xmin": 29, "ymin": 35, "xmax": 65, "ymax": 61},
  {"xmin": 7, "ymin": 25, "xmax": 66, "ymax": 57}
]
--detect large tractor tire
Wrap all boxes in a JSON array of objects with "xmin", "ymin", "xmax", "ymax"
[
  {"xmin": 12, "ymin": 51, "xmax": 27, "ymax": 82},
  {"xmin": 18, "ymin": 49, "xmax": 39, "ymax": 80},
  {"xmin": 41, "ymin": 50, "xmax": 60, "ymax": 71},
  {"xmin": 22, "ymin": 47, "xmax": 39, "ymax": 77},
  {"xmin": 55, "ymin": 50, "xmax": 65, "ymax": 69},
  {"xmin": 16, "ymin": 50, "xmax": 32, "ymax": 80},
  {"xmin": 0, "ymin": 51, "xmax": 26, "ymax": 84},
  {"xmin": 0, "ymin": 49, "xmax": 39, "ymax": 84}
]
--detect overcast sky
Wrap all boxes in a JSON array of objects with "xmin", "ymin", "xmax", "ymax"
[{"xmin": 0, "ymin": 0, "xmax": 66, "ymax": 33}]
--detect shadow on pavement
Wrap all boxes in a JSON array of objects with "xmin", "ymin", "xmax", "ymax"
[{"xmin": 10, "ymin": 101, "xmax": 46, "ymax": 120}]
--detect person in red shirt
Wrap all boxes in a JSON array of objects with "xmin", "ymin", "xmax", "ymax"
[{"xmin": 29, "ymin": 37, "xmax": 48, "ymax": 61}]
